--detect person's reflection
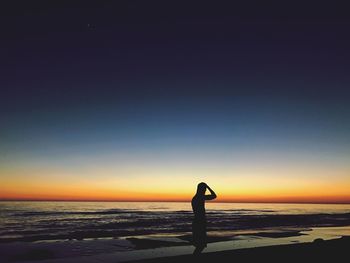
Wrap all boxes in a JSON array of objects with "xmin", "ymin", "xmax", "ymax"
[{"xmin": 191, "ymin": 182, "xmax": 217, "ymax": 255}]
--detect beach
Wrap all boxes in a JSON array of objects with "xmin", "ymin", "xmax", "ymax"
[
  {"xmin": 1, "ymin": 227, "xmax": 349, "ymax": 263},
  {"xmin": 130, "ymin": 236, "xmax": 350, "ymax": 263}
]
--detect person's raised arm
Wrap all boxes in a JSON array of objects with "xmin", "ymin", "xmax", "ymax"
[{"xmin": 205, "ymin": 184, "xmax": 217, "ymax": 200}]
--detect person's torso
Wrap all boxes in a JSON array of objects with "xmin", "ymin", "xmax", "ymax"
[{"xmin": 192, "ymin": 195, "xmax": 205, "ymax": 218}]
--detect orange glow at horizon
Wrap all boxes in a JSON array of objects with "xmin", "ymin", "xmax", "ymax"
[{"xmin": 1, "ymin": 162, "xmax": 350, "ymax": 204}]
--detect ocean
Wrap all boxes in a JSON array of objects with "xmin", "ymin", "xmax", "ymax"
[{"xmin": 1, "ymin": 201, "xmax": 350, "ymax": 243}]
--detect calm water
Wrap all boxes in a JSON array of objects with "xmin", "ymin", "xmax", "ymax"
[{"xmin": 1, "ymin": 201, "xmax": 350, "ymax": 242}]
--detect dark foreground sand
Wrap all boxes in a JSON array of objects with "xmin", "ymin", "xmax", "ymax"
[{"xmin": 130, "ymin": 236, "xmax": 350, "ymax": 263}]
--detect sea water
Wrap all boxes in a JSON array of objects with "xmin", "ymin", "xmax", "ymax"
[{"xmin": 1, "ymin": 201, "xmax": 350, "ymax": 242}]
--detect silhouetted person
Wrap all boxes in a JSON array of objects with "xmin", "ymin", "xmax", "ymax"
[{"xmin": 191, "ymin": 182, "xmax": 217, "ymax": 255}]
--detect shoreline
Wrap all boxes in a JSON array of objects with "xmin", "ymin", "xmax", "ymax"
[{"xmin": 1, "ymin": 225, "xmax": 350, "ymax": 263}]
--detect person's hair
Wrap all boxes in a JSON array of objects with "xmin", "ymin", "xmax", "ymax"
[{"xmin": 196, "ymin": 183, "xmax": 206, "ymax": 196}]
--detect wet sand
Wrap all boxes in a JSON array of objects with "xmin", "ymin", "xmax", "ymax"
[
  {"xmin": 1, "ymin": 226, "xmax": 350, "ymax": 263},
  {"xmin": 130, "ymin": 236, "xmax": 350, "ymax": 263}
]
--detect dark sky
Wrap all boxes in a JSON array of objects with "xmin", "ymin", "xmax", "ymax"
[
  {"xmin": 2, "ymin": 1, "xmax": 350, "ymax": 202},
  {"xmin": 1, "ymin": 0, "xmax": 350, "ymax": 163}
]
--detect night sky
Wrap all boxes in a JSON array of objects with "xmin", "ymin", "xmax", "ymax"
[{"xmin": 1, "ymin": 1, "xmax": 350, "ymax": 202}]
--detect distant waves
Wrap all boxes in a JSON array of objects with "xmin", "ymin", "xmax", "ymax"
[{"xmin": 1, "ymin": 205, "xmax": 350, "ymax": 243}]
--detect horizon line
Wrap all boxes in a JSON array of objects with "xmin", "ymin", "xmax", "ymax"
[{"xmin": 1, "ymin": 199, "xmax": 350, "ymax": 205}]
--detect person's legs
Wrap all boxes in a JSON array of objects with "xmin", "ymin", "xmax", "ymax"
[
  {"xmin": 192, "ymin": 218, "xmax": 207, "ymax": 254},
  {"xmin": 193, "ymin": 245, "xmax": 205, "ymax": 255}
]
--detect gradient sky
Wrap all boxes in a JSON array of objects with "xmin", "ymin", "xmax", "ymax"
[{"xmin": 1, "ymin": 2, "xmax": 350, "ymax": 202}]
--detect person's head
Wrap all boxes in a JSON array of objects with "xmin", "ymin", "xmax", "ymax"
[{"xmin": 196, "ymin": 182, "xmax": 206, "ymax": 196}]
